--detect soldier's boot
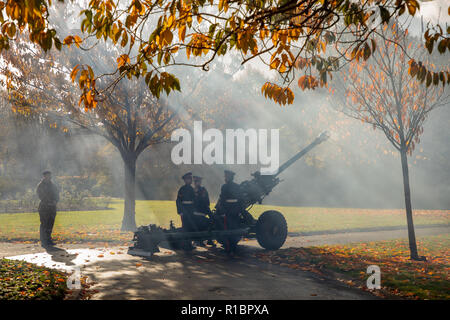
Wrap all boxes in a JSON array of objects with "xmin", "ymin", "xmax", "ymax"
[{"xmin": 183, "ymin": 241, "xmax": 195, "ymax": 251}]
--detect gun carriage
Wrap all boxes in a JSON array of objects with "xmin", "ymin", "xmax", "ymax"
[{"xmin": 128, "ymin": 132, "xmax": 329, "ymax": 257}]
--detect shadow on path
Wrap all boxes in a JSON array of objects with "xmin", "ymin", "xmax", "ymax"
[
  {"xmin": 83, "ymin": 244, "xmax": 376, "ymax": 300},
  {"xmin": 43, "ymin": 246, "xmax": 78, "ymax": 266}
]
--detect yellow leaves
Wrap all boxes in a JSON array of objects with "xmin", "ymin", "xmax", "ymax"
[
  {"xmin": 229, "ymin": 19, "xmax": 236, "ymax": 31},
  {"xmin": 63, "ymin": 35, "xmax": 82, "ymax": 48},
  {"xmin": 0, "ymin": 0, "xmax": 63, "ymax": 51},
  {"xmin": 121, "ymin": 31, "xmax": 129, "ymax": 47},
  {"xmin": 270, "ymin": 58, "xmax": 280, "ymax": 70},
  {"xmin": 260, "ymin": 27, "xmax": 269, "ymax": 40},
  {"xmin": 261, "ymin": 82, "xmax": 294, "ymax": 106},
  {"xmin": 132, "ymin": 0, "xmax": 146, "ymax": 16},
  {"xmin": 71, "ymin": 64, "xmax": 97, "ymax": 110},
  {"xmin": 159, "ymin": 29, "xmax": 173, "ymax": 47},
  {"xmin": 269, "ymin": 46, "xmax": 293, "ymax": 73},
  {"xmin": 297, "ymin": 75, "xmax": 319, "ymax": 90},
  {"xmin": 288, "ymin": 28, "xmax": 302, "ymax": 41},
  {"xmin": 74, "ymin": 35, "xmax": 82, "ymax": 47},
  {"xmin": 178, "ymin": 25, "xmax": 186, "ymax": 42},
  {"xmin": 167, "ymin": 14, "xmax": 176, "ymax": 29},
  {"xmin": 406, "ymin": 0, "xmax": 420, "ymax": 16},
  {"xmin": 111, "ymin": 23, "xmax": 123, "ymax": 44},
  {"xmin": 187, "ymin": 33, "xmax": 211, "ymax": 57},
  {"xmin": 218, "ymin": 0, "xmax": 229, "ymax": 12},
  {"xmin": 186, "ymin": 46, "xmax": 191, "ymax": 60},
  {"xmin": 117, "ymin": 54, "xmax": 131, "ymax": 68},
  {"xmin": 318, "ymin": 39, "xmax": 326, "ymax": 53},
  {"xmin": 135, "ymin": 263, "xmax": 142, "ymax": 267},
  {"xmin": 2, "ymin": 22, "xmax": 17, "ymax": 38},
  {"xmin": 70, "ymin": 64, "xmax": 80, "ymax": 82},
  {"xmin": 271, "ymin": 31, "xmax": 278, "ymax": 46},
  {"xmin": 86, "ymin": 90, "xmax": 94, "ymax": 106}
]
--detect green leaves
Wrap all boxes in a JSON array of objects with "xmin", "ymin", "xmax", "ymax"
[
  {"xmin": 144, "ymin": 72, "xmax": 181, "ymax": 99},
  {"xmin": 379, "ymin": 6, "xmax": 390, "ymax": 23}
]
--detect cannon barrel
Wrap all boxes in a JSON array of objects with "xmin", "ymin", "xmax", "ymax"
[
  {"xmin": 239, "ymin": 131, "xmax": 329, "ymax": 208},
  {"xmin": 275, "ymin": 131, "xmax": 329, "ymax": 177}
]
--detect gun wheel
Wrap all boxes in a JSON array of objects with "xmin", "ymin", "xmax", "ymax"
[{"xmin": 256, "ymin": 210, "xmax": 287, "ymax": 250}]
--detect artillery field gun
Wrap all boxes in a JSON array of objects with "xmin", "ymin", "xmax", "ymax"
[{"xmin": 128, "ymin": 131, "xmax": 329, "ymax": 257}]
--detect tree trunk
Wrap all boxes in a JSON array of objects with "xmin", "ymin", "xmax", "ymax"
[
  {"xmin": 122, "ymin": 153, "xmax": 137, "ymax": 231},
  {"xmin": 400, "ymin": 147, "xmax": 420, "ymax": 260}
]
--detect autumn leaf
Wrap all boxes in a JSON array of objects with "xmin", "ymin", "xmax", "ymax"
[{"xmin": 117, "ymin": 54, "xmax": 131, "ymax": 68}]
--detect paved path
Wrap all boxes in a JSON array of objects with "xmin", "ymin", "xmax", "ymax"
[
  {"xmin": 2, "ymin": 226, "xmax": 448, "ymax": 300},
  {"xmin": 5, "ymin": 245, "xmax": 376, "ymax": 300}
]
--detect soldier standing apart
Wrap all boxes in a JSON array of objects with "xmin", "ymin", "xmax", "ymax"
[
  {"xmin": 215, "ymin": 170, "xmax": 242, "ymax": 255},
  {"xmin": 176, "ymin": 172, "xmax": 196, "ymax": 250},
  {"xmin": 36, "ymin": 171, "xmax": 59, "ymax": 247},
  {"xmin": 193, "ymin": 176, "xmax": 214, "ymax": 247}
]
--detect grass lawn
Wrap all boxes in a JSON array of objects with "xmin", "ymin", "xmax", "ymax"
[
  {"xmin": 0, "ymin": 259, "xmax": 68, "ymax": 299},
  {"xmin": 255, "ymin": 234, "xmax": 450, "ymax": 299},
  {"xmin": 0, "ymin": 199, "xmax": 448, "ymax": 243}
]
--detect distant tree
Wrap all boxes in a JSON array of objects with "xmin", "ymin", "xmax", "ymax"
[
  {"xmin": 2, "ymin": 39, "xmax": 182, "ymax": 231},
  {"xmin": 334, "ymin": 23, "xmax": 449, "ymax": 260},
  {"xmin": 0, "ymin": 98, "xmax": 13, "ymax": 176}
]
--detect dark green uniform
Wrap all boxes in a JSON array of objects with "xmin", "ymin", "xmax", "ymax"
[
  {"xmin": 176, "ymin": 184, "xmax": 196, "ymax": 232},
  {"xmin": 36, "ymin": 179, "xmax": 59, "ymax": 245},
  {"xmin": 193, "ymin": 186, "xmax": 211, "ymax": 231},
  {"xmin": 194, "ymin": 186, "xmax": 211, "ymax": 215},
  {"xmin": 216, "ymin": 181, "xmax": 242, "ymax": 253}
]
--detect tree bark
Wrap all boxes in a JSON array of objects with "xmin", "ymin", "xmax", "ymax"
[
  {"xmin": 122, "ymin": 152, "xmax": 137, "ymax": 231},
  {"xmin": 400, "ymin": 147, "xmax": 420, "ymax": 260}
]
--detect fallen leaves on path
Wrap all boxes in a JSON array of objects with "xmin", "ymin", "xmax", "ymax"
[{"xmin": 0, "ymin": 258, "xmax": 67, "ymax": 300}]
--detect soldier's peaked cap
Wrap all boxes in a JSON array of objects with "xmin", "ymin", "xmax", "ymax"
[
  {"xmin": 42, "ymin": 170, "xmax": 51, "ymax": 175},
  {"xmin": 182, "ymin": 172, "xmax": 192, "ymax": 179},
  {"xmin": 193, "ymin": 176, "xmax": 202, "ymax": 181},
  {"xmin": 224, "ymin": 170, "xmax": 235, "ymax": 176}
]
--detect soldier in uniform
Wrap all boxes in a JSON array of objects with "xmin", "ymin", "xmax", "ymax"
[
  {"xmin": 193, "ymin": 175, "xmax": 214, "ymax": 247},
  {"xmin": 36, "ymin": 171, "xmax": 59, "ymax": 247},
  {"xmin": 176, "ymin": 172, "xmax": 196, "ymax": 250},
  {"xmin": 215, "ymin": 170, "xmax": 242, "ymax": 255}
]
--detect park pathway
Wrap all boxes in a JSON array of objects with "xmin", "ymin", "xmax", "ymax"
[{"xmin": 1, "ymin": 225, "xmax": 448, "ymax": 300}]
